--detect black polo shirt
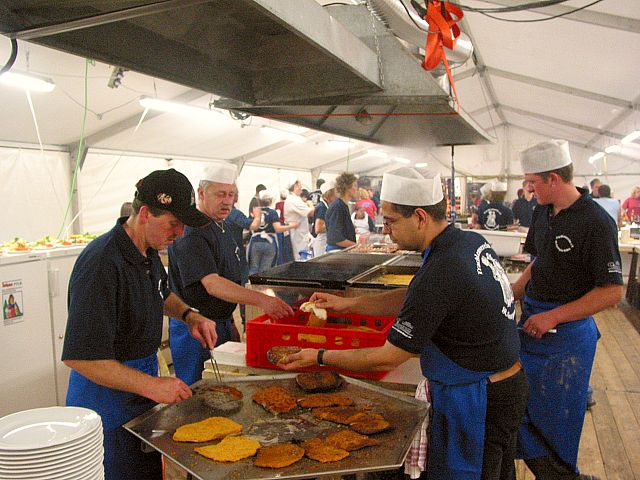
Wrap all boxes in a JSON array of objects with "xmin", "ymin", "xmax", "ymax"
[
  {"xmin": 387, "ymin": 225, "xmax": 520, "ymax": 372},
  {"xmin": 524, "ymin": 188, "xmax": 623, "ymax": 304},
  {"xmin": 62, "ymin": 218, "xmax": 170, "ymax": 362},
  {"xmin": 512, "ymin": 197, "xmax": 537, "ymax": 228},
  {"xmin": 326, "ymin": 199, "xmax": 356, "ymax": 247},
  {"xmin": 168, "ymin": 221, "xmax": 242, "ymax": 320},
  {"xmin": 478, "ymin": 202, "xmax": 514, "ymax": 230}
]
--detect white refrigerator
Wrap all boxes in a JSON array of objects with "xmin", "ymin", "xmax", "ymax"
[
  {"xmin": 0, "ymin": 252, "xmax": 57, "ymax": 417},
  {"xmin": 46, "ymin": 246, "xmax": 86, "ymax": 405}
]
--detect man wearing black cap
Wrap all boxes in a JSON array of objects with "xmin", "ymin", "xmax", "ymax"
[{"xmin": 62, "ymin": 169, "xmax": 219, "ymax": 480}]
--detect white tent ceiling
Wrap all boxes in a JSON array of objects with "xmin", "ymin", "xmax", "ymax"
[{"xmin": 0, "ymin": 0, "xmax": 639, "ymax": 177}]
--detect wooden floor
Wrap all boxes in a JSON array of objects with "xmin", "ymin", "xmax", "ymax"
[{"xmin": 516, "ymin": 303, "xmax": 640, "ymax": 480}]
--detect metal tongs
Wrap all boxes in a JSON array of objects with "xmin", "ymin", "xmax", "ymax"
[{"xmin": 208, "ymin": 349, "xmax": 223, "ymax": 384}]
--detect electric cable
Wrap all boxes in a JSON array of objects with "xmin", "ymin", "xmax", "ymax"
[
  {"xmin": 0, "ymin": 38, "xmax": 18, "ymax": 75},
  {"xmin": 457, "ymin": 0, "xmax": 604, "ymax": 22},
  {"xmin": 450, "ymin": 0, "xmax": 570, "ymax": 13}
]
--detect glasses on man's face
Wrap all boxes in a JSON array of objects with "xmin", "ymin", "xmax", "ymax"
[{"xmin": 382, "ymin": 216, "xmax": 403, "ymax": 230}]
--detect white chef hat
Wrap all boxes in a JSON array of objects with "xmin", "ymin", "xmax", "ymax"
[
  {"xmin": 491, "ymin": 181, "xmax": 507, "ymax": 192},
  {"xmin": 202, "ymin": 162, "xmax": 237, "ymax": 184},
  {"xmin": 258, "ymin": 190, "xmax": 273, "ymax": 202},
  {"xmin": 320, "ymin": 179, "xmax": 335, "ymax": 194},
  {"xmin": 480, "ymin": 182, "xmax": 492, "ymax": 197},
  {"xmin": 380, "ymin": 167, "xmax": 443, "ymax": 206},
  {"xmin": 520, "ymin": 139, "xmax": 572, "ymax": 174}
]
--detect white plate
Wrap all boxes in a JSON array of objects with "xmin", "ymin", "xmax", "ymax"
[
  {"xmin": 0, "ymin": 447, "xmax": 103, "ymax": 478},
  {"xmin": 0, "ymin": 407, "xmax": 101, "ymax": 450},
  {"xmin": 0, "ymin": 427, "xmax": 102, "ymax": 458},
  {"xmin": 0, "ymin": 434, "xmax": 102, "ymax": 466}
]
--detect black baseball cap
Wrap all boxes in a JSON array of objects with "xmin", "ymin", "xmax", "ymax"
[{"xmin": 134, "ymin": 169, "xmax": 210, "ymax": 228}]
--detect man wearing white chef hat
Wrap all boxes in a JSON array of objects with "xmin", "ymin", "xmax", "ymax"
[
  {"xmin": 282, "ymin": 167, "xmax": 529, "ymax": 480},
  {"xmin": 477, "ymin": 180, "xmax": 514, "ymax": 230},
  {"xmin": 168, "ymin": 162, "xmax": 293, "ymax": 385},
  {"xmin": 512, "ymin": 140, "xmax": 622, "ymax": 480},
  {"xmin": 311, "ymin": 179, "xmax": 336, "ymax": 257},
  {"xmin": 284, "ymin": 178, "xmax": 315, "ymax": 260}
]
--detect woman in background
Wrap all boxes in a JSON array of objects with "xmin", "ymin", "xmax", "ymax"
[
  {"xmin": 622, "ymin": 186, "xmax": 640, "ymax": 224},
  {"xmin": 326, "ymin": 172, "xmax": 358, "ymax": 251},
  {"xmin": 355, "ymin": 188, "xmax": 377, "ymax": 221}
]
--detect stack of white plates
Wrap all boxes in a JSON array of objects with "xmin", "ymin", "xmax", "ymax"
[{"xmin": 0, "ymin": 406, "xmax": 104, "ymax": 479}]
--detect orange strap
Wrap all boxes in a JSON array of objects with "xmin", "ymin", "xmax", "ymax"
[{"xmin": 422, "ymin": 1, "xmax": 464, "ymax": 112}]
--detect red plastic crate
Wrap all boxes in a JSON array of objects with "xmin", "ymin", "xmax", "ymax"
[{"xmin": 245, "ymin": 310, "xmax": 395, "ymax": 380}]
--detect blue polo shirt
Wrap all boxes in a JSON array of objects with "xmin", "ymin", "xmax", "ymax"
[
  {"xmin": 254, "ymin": 207, "xmax": 279, "ymax": 236},
  {"xmin": 478, "ymin": 202, "xmax": 514, "ymax": 230},
  {"xmin": 524, "ymin": 188, "xmax": 623, "ymax": 304},
  {"xmin": 168, "ymin": 221, "xmax": 242, "ymax": 320},
  {"xmin": 326, "ymin": 199, "xmax": 356, "ymax": 247},
  {"xmin": 511, "ymin": 197, "xmax": 537, "ymax": 227},
  {"xmin": 62, "ymin": 217, "xmax": 169, "ymax": 362},
  {"xmin": 311, "ymin": 200, "xmax": 328, "ymax": 237},
  {"xmin": 387, "ymin": 225, "xmax": 520, "ymax": 372}
]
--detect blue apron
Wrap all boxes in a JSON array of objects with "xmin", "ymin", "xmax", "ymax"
[
  {"xmin": 66, "ymin": 354, "xmax": 161, "ymax": 480},
  {"xmin": 516, "ymin": 296, "xmax": 598, "ymax": 470},
  {"xmin": 169, "ymin": 317, "xmax": 234, "ymax": 385},
  {"xmin": 420, "ymin": 342, "xmax": 495, "ymax": 480},
  {"xmin": 247, "ymin": 233, "xmax": 279, "ymax": 272},
  {"xmin": 276, "ymin": 232, "xmax": 294, "ymax": 264}
]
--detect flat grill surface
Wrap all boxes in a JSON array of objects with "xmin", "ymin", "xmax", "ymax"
[
  {"xmin": 249, "ymin": 261, "xmax": 375, "ymax": 289},
  {"xmin": 348, "ymin": 265, "xmax": 420, "ymax": 289},
  {"xmin": 125, "ymin": 374, "xmax": 427, "ymax": 480}
]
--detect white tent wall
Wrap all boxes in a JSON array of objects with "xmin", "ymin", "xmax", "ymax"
[{"xmin": 0, "ymin": 146, "xmax": 71, "ymax": 241}]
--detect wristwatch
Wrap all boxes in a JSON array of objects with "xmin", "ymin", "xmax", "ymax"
[
  {"xmin": 181, "ymin": 307, "xmax": 199, "ymax": 321},
  {"xmin": 317, "ymin": 348, "xmax": 327, "ymax": 367}
]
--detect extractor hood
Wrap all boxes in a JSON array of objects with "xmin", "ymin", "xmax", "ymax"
[{"xmin": 0, "ymin": 0, "xmax": 492, "ymax": 147}]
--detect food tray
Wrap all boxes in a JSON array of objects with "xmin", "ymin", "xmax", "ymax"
[
  {"xmin": 124, "ymin": 374, "xmax": 428, "ymax": 480},
  {"xmin": 245, "ymin": 311, "xmax": 395, "ymax": 379},
  {"xmin": 347, "ymin": 265, "xmax": 420, "ymax": 289}
]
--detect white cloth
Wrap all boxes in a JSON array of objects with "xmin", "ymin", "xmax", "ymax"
[
  {"xmin": 404, "ymin": 378, "xmax": 431, "ymax": 479},
  {"xmin": 202, "ymin": 162, "xmax": 237, "ymax": 184},
  {"xmin": 312, "ymin": 232, "xmax": 327, "ymax": 258},
  {"xmin": 381, "ymin": 167, "xmax": 443, "ymax": 206},
  {"xmin": 351, "ymin": 212, "xmax": 370, "ymax": 236},
  {"xmin": 480, "ymin": 182, "xmax": 493, "ymax": 198},
  {"xmin": 284, "ymin": 194, "xmax": 312, "ymax": 260},
  {"xmin": 520, "ymin": 139, "xmax": 572, "ymax": 174},
  {"xmin": 320, "ymin": 179, "xmax": 335, "ymax": 194}
]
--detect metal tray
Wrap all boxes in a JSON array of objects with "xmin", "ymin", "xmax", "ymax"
[
  {"xmin": 248, "ymin": 261, "xmax": 374, "ymax": 290},
  {"xmin": 307, "ymin": 251, "xmax": 397, "ymax": 267},
  {"xmin": 387, "ymin": 254, "xmax": 423, "ymax": 268},
  {"xmin": 125, "ymin": 374, "xmax": 428, "ymax": 480},
  {"xmin": 347, "ymin": 265, "xmax": 420, "ymax": 289}
]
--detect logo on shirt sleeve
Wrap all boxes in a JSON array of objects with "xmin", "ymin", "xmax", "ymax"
[
  {"xmin": 607, "ymin": 261, "xmax": 622, "ymax": 274},
  {"xmin": 392, "ymin": 320, "xmax": 414, "ymax": 339}
]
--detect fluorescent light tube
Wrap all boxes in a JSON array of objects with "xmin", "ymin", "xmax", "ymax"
[
  {"xmin": 261, "ymin": 125, "xmax": 306, "ymax": 143},
  {"xmin": 394, "ymin": 157, "xmax": 411, "ymax": 164},
  {"xmin": 621, "ymin": 130, "xmax": 640, "ymax": 144},
  {"xmin": 366, "ymin": 149, "xmax": 389, "ymax": 158},
  {"xmin": 604, "ymin": 144, "xmax": 622, "ymax": 154},
  {"xmin": 588, "ymin": 152, "xmax": 605, "ymax": 164},
  {"xmin": 139, "ymin": 96, "xmax": 213, "ymax": 117},
  {"xmin": 0, "ymin": 71, "xmax": 55, "ymax": 92},
  {"xmin": 415, "ymin": 162, "xmax": 428, "ymax": 168}
]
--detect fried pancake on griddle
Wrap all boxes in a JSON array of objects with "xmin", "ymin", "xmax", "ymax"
[
  {"xmin": 172, "ymin": 416, "xmax": 242, "ymax": 442},
  {"xmin": 199, "ymin": 385, "xmax": 243, "ymax": 412},
  {"xmin": 254, "ymin": 443, "xmax": 305, "ymax": 468},
  {"xmin": 194, "ymin": 435, "xmax": 260, "ymax": 462},
  {"xmin": 296, "ymin": 371, "xmax": 342, "ymax": 392},
  {"xmin": 311, "ymin": 406, "xmax": 369, "ymax": 425},
  {"xmin": 325, "ymin": 429, "xmax": 380, "ymax": 451},
  {"xmin": 302, "ymin": 438, "xmax": 349, "ymax": 463},
  {"xmin": 298, "ymin": 393, "xmax": 354, "ymax": 408},
  {"xmin": 266, "ymin": 346, "xmax": 302, "ymax": 365},
  {"xmin": 349, "ymin": 413, "xmax": 391, "ymax": 434},
  {"xmin": 252, "ymin": 386, "xmax": 297, "ymax": 413}
]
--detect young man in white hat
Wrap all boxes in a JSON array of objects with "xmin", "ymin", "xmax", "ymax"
[
  {"xmin": 513, "ymin": 140, "xmax": 623, "ymax": 480},
  {"xmin": 282, "ymin": 167, "xmax": 529, "ymax": 480},
  {"xmin": 168, "ymin": 163, "xmax": 294, "ymax": 385},
  {"xmin": 477, "ymin": 180, "xmax": 514, "ymax": 231}
]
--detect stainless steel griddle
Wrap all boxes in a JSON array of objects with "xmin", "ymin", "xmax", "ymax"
[{"xmin": 124, "ymin": 374, "xmax": 428, "ymax": 480}]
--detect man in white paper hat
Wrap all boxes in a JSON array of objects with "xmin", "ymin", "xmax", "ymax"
[
  {"xmin": 168, "ymin": 163, "xmax": 293, "ymax": 385},
  {"xmin": 477, "ymin": 180, "xmax": 514, "ymax": 231},
  {"xmin": 512, "ymin": 140, "xmax": 622, "ymax": 480},
  {"xmin": 283, "ymin": 178, "xmax": 315, "ymax": 260},
  {"xmin": 282, "ymin": 167, "xmax": 529, "ymax": 480},
  {"xmin": 311, "ymin": 179, "xmax": 336, "ymax": 257}
]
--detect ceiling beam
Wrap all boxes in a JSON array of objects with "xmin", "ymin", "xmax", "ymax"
[
  {"xmin": 311, "ymin": 149, "xmax": 369, "ymax": 173},
  {"xmin": 453, "ymin": 67, "xmax": 479, "ymax": 82},
  {"xmin": 230, "ymin": 129, "xmax": 323, "ymax": 164},
  {"xmin": 457, "ymin": 16, "xmax": 507, "ymax": 125},
  {"xmin": 470, "ymin": 104, "xmax": 499, "ymax": 117},
  {"xmin": 500, "ymin": 105, "xmax": 624, "ymax": 140},
  {"xmin": 484, "ymin": 67, "xmax": 634, "ymax": 109},
  {"xmin": 585, "ymin": 92, "xmax": 640, "ymax": 148},
  {"xmin": 468, "ymin": 0, "xmax": 640, "ymax": 35}
]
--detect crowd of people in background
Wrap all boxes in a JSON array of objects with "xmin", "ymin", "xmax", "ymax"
[{"xmin": 470, "ymin": 176, "xmax": 640, "ymax": 232}]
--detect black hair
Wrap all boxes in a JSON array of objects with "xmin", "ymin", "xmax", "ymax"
[{"xmin": 390, "ymin": 196, "xmax": 447, "ymax": 222}]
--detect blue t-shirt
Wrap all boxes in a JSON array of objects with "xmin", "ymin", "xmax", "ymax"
[
  {"xmin": 524, "ymin": 188, "xmax": 623, "ymax": 304},
  {"xmin": 511, "ymin": 197, "xmax": 537, "ymax": 227},
  {"xmin": 326, "ymin": 199, "xmax": 356, "ymax": 247},
  {"xmin": 62, "ymin": 218, "xmax": 170, "ymax": 361},
  {"xmin": 255, "ymin": 207, "xmax": 279, "ymax": 236},
  {"xmin": 168, "ymin": 221, "xmax": 242, "ymax": 320},
  {"xmin": 311, "ymin": 200, "xmax": 329, "ymax": 237},
  {"xmin": 478, "ymin": 202, "xmax": 514, "ymax": 230},
  {"xmin": 387, "ymin": 225, "xmax": 520, "ymax": 372}
]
